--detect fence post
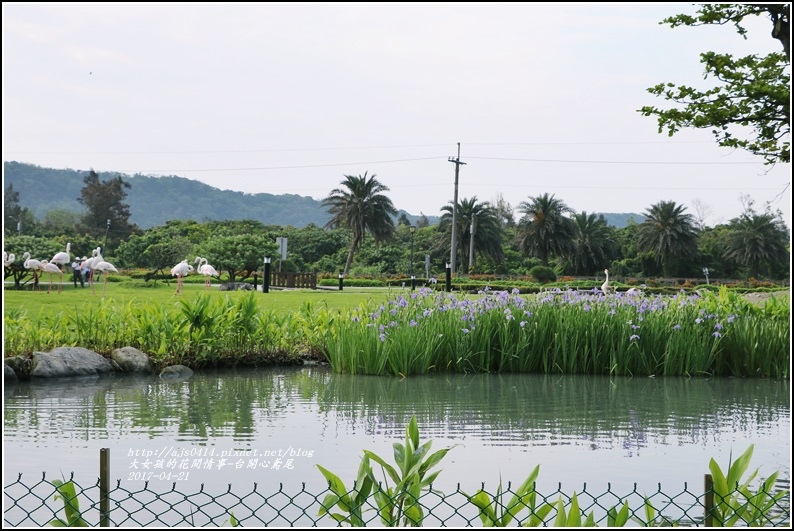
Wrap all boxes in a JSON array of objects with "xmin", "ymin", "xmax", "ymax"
[
  {"xmin": 100, "ymin": 448, "xmax": 110, "ymax": 527},
  {"xmin": 704, "ymin": 473, "xmax": 713, "ymax": 527}
]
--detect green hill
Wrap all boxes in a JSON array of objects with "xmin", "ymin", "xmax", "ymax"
[
  {"xmin": 3, "ymin": 161, "xmax": 642, "ymax": 229},
  {"xmin": 3, "ymin": 161, "xmax": 439, "ymax": 229}
]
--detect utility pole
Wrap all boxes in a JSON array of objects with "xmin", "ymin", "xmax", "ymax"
[{"xmin": 448, "ymin": 143, "xmax": 466, "ymax": 275}]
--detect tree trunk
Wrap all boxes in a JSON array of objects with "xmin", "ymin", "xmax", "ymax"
[{"xmin": 343, "ymin": 236, "xmax": 360, "ymax": 277}]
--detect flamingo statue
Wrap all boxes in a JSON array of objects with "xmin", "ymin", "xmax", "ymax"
[
  {"xmin": 601, "ymin": 268, "xmax": 615, "ymax": 295},
  {"xmin": 3, "ymin": 251, "xmax": 15, "ymax": 267},
  {"xmin": 195, "ymin": 256, "xmax": 220, "ymax": 290},
  {"xmin": 93, "ymin": 257, "xmax": 119, "ymax": 298},
  {"xmin": 171, "ymin": 259, "xmax": 194, "ymax": 295},
  {"xmin": 83, "ymin": 248, "xmax": 101, "ymax": 295},
  {"xmin": 22, "ymin": 252, "xmax": 44, "ymax": 291},
  {"xmin": 40, "ymin": 260, "xmax": 64, "ymax": 294},
  {"xmin": 50, "ymin": 243, "xmax": 72, "ymax": 276}
]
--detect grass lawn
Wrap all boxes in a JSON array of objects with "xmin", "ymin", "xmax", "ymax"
[{"xmin": 2, "ymin": 280, "xmax": 416, "ymax": 320}]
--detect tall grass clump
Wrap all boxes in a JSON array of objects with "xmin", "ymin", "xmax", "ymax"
[
  {"xmin": 323, "ymin": 287, "xmax": 789, "ymax": 378},
  {"xmin": 3, "ymin": 292, "xmax": 334, "ymax": 368}
]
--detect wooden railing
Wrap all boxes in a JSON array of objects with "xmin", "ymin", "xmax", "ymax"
[{"xmin": 270, "ymin": 271, "xmax": 317, "ymax": 289}]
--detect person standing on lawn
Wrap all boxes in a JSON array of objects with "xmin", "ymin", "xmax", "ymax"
[{"xmin": 71, "ymin": 258, "xmax": 85, "ymax": 288}]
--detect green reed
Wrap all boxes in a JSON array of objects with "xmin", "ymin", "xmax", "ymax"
[{"xmin": 323, "ymin": 287, "xmax": 789, "ymax": 378}]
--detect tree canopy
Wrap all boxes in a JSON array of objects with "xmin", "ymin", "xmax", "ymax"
[
  {"xmin": 516, "ymin": 193, "xmax": 577, "ymax": 267},
  {"xmin": 78, "ymin": 170, "xmax": 141, "ymax": 247},
  {"xmin": 639, "ymin": 4, "xmax": 790, "ymax": 164},
  {"xmin": 636, "ymin": 200, "xmax": 700, "ymax": 276},
  {"xmin": 322, "ymin": 172, "xmax": 398, "ymax": 276}
]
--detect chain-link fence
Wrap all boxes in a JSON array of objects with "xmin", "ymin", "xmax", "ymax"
[{"xmin": 4, "ymin": 471, "xmax": 790, "ymax": 527}]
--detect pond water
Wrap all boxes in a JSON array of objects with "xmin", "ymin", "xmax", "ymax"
[{"xmin": 3, "ymin": 366, "xmax": 790, "ymax": 527}]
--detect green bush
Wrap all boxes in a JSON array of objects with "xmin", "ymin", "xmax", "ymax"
[{"xmin": 529, "ymin": 266, "xmax": 557, "ymax": 284}]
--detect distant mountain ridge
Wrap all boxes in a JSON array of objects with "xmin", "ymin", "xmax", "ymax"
[
  {"xmin": 3, "ymin": 161, "xmax": 442, "ymax": 229},
  {"xmin": 3, "ymin": 161, "xmax": 643, "ymax": 229}
]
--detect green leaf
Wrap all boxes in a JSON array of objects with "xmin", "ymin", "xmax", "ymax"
[
  {"xmin": 420, "ymin": 469, "xmax": 442, "ymax": 489},
  {"xmin": 503, "ymin": 465, "xmax": 541, "ymax": 526},
  {"xmin": 607, "ymin": 501, "xmax": 630, "ymax": 527},
  {"xmin": 709, "ymin": 457, "xmax": 729, "ymax": 497},
  {"xmin": 373, "ymin": 487, "xmax": 396, "ymax": 526},
  {"xmin": 364, "ymin": 449, "xmax": 401, "ymax": 485},
  {"xmin": 525, "ymin": 503, "xmax": 554, "ymax": 527},
  {"xmin": 468, "ymin": 491, "xmax": 499, "ymax": 527},
  {"xmin": 50, "ymin": 480, "xmax": 88, "ymax": 527},
  {"xmin": 726, "ymin": 445, "xmax": 754, "ymax": 491},
  {"xmin": 317, "ymin": 493, "xmax": 340, "ymax": 516},
  {"xmin": 407, "ymin": 415, "xmax": 420, "ymax": 452},
  {"xmin": 316, "ymin": 464, "xmax": 353, "ymax": 512},
  {"xmin": 404, "ymin": 501, "xmax": 424, "ymax": 527},
  {"xmin": 392, "ymin": 442, "xmax": 407, "ymax": 476},
  {"xmin": 417, "ymin": 446, "xmax": 457, "ymax": 478},
  {"xmin": 553, "ymin": 497, "xmax": 567, "ymax": 527},
  {"xmin": 566, "ymin": 492, "xmax": 582, "ymax": 527}
]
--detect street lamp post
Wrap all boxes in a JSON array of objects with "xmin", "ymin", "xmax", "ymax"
[
  {"xmin": 468, "ymin": 217, "xmax": 476, "ymax": 274},
  {"xmin": 263, "ymin": 257, "xmax": 271, "ymax": 293},
  {"xmin": 409, "ymin": 225, "xmax": 416, "ymax": 290}
]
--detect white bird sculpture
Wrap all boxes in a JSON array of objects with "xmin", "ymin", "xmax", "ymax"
[
  {"xmin": 22, "ymin": 252, "xmax": 45, "ymax": 291},
  {"xmin": 3, "ymin": 251, "xmax": 15, "ymax": 267},
  {"xmin": 40, "ymin": 260, "xmax": 64, "ymax": 294},
  {"xmin": 601, "ymin": 268, "xmax": 615, "ymax": 295},
  {"xmin": 195, "ymin": 256, "xmax": 220, "ymax": 290},
  {"xmin": 93, "ymin": 258, "xmax": 119, "ymax": 298},
  {"xmin": 626, "ymin": 287, "xmax": 643, "ymax": 297},
  {"xmin": 171, "ymin": 259, "xmax": 194, "ymax": 295},
  {"xmin": 51, "ymin": 242, "xmax": 71, "ymax": 269},
  {"xmin": 82, "ymin": 248, "xmax": 101, "ymax": 295}
]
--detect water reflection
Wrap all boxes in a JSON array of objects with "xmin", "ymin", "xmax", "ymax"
[{"xmin": 4, "ymin": 367, "xmax": 790, "ymax": 497}]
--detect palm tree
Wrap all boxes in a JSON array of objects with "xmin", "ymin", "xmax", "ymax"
[
  {"xmin": 569, "ymin": 212, "xmax": 617, "ymax": 275},
  {"xmin": 515, "ymin": 193, "xmax": 577, "ymax": 267},
  {"xmin": 439, "ymin": 197, "xmax": 504, "ymax": 272},
  {"xmin": 322, "ymin": 172, "xmax": 397, "ymax": 277},
  {"xmin": 635, "ymin": 200, "xmax": 699, "ymax": 276},
  {"xmin": 723, "ymin": 212, "xmax": 789, "ymax": 278}
]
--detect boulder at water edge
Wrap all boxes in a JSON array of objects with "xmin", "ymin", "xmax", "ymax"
[
  {"xmin": 159, "ymin": 364, "xmax": 194, "ymax": 380},
  {"xmin": 30, "ymin": 347, "xmax": 114, "ymax": 378},
  {"xmin": 5, "ymin": 363, "xmax": 18, "ymax": 382},
  {"xmin": 111, "ymin": 346, "xmax": 155, "ymax": 374}
]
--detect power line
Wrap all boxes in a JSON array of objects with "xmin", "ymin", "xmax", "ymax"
[
  {"xmin": 4, "ymin": 140, "xmax": 716, "ymax": 156},
  {"xmin": 124, "ymin": 157, "xmax": 443, "ymax": 173},
  {"xmin": 467, "ymin": 156, "xmax": 762, "ymax": 165}
]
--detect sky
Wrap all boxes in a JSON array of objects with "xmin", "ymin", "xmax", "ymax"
[{"xmin": 3, "ymin": 2, "xmax": 791, "ymax": 230}]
